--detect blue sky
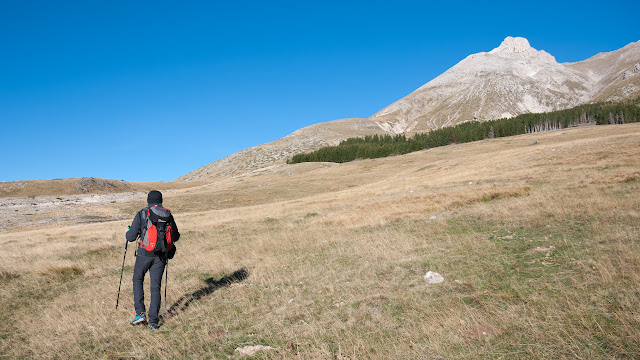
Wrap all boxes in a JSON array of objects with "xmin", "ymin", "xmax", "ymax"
[{"xmin": 1, "ymin": 0, "xmax": 638, "ymax": 182}]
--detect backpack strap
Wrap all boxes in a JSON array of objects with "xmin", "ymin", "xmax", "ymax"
[{"xmin": 136, "ymin": 207, "xmax": 148, "ymax": 254}]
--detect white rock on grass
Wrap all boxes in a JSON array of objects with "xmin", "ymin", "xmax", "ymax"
[
  {"xmin": 424, "ymin": 271, "xmax": 444, "ymax": 284},
  {"xmin": 235, "ymin": 345, "xmax": 276, "ymax": 357}
]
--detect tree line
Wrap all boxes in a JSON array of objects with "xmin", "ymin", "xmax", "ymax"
[{"xmin": 288, "ymin": 102, "xmax": 640, "ymax": 164}]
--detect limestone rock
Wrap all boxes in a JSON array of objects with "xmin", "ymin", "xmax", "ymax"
[
  {"xmin": 235, "ymin": 345, "xmax": 276, "ymax": 356},
  {"xmin": 424, "ymin": 271, "xmax": 444, "ymax": 284}
]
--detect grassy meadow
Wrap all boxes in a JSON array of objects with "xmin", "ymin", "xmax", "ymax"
[{"xmin": 1, "ymin": 123, "xmax": 640, "ymax": 359}]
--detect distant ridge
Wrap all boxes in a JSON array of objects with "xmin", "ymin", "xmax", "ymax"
[
  {"xmin": 178, "ymin": 37, "xmax": 640, "ymax": 182},
  {"xmin": 0, "ymin": 177, "xmax": 191, "ymax": 197}
]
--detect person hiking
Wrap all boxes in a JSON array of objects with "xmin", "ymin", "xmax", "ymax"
[{"xmin": 125, "ymin": 190, "xmax": 180, "ymax": 330}]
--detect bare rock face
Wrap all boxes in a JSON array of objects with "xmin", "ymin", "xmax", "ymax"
[
  {"xmin": 567, "ymin": 42, "xmax": 640, "ymax": 103},
  {"xmin": 489, "ymin": 36, "xmax": 556, "ymax": 63},
  {"xmin": 492, "ymin": 36, "xmax": 532, "ymax": 53}
]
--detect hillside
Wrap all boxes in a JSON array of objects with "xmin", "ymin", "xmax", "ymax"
[
  {"xmin": 0, "ymin": 177, "xmax": 195, "ymax": 198},
  {"xmin": 177, "ymin": 117, "xmax": 384, "ymax": 182},
  {"xmin": 289, "ymin": 102, "xmax": 640, "ymax": 164},
  {"xmin": 180, "ymin": 37, "xmax": 640, "ymax": 182},
  {"xmin": 2, "ymin": 124, "xmax": 639, "ymax": 358}
]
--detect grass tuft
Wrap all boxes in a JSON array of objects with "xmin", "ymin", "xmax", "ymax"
[
  {"xmin": 0, "ymin": 270, "xmax": 19, "ymax": 283},
  {"xmin": 40, "ymin": 265, "xmax": 84, "ymax": 280}
]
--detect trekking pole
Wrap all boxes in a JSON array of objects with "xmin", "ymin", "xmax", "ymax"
[{"xmin": 116, "ymin": 238, "xmax": 128, "ymax": 310}]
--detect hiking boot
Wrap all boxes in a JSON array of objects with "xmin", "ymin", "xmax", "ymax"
[
  {"xmin": 149, "ymin": 325, "xmax": 160, "ymax": 331},
  {"xmin": 130, "ymin": 312, "xmax": 146, "ymax": 326}
]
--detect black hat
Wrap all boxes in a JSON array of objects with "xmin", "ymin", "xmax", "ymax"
[{"xmin": 147, "ymin": 190, "xmax": 163, "ymax": 204}]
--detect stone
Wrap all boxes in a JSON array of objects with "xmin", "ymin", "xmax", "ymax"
[
  {"xmin": 424, "ymin": 271, "xmax": 444, "ymax": 284},
  {"xmin": 235, "ymin": 345, "xmax": 276, "ymax": 357}
]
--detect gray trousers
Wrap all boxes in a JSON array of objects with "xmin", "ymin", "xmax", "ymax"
[{"xmin": 133, "ymin": 255, "xmax": 165, "ymax": 326}]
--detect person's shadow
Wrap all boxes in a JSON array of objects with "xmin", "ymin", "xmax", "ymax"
[{"xmin": 162, "ymin": 267, "xmax": 249, "ymax": 320}]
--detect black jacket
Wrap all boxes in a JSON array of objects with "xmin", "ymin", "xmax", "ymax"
[{"xmin": 126, "ymin": 203, "xmax": 180, "ymax": 257}]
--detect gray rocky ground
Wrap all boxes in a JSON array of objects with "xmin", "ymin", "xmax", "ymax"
[{"xmin": 0, "ymin": 192, "xmax": 147, "ymax": 232}]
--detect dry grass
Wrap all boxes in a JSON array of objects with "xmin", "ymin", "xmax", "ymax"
[{"xmin": 1, "ymin": 124, "xmax": 640, "ymax": 359}]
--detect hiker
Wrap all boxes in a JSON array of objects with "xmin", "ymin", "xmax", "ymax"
[{"xmin": 125, "ymin": 190, "xmax": 180, "ymax": 330}]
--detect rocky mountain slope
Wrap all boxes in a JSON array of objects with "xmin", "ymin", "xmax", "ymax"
[
  {"xmin": 372, "ymin": 37, "xmax": 640, "ymax": 134},
  {"xmin": 566, "ymin": 41, "xmax": 640, "ymax": 103},
  {"xmin": 177, "ymin": 118, "xmax": 383, "ymax": 181},
  {"xmin": 178, "ymin": 37, "xmax": 640, "ymax": 182}
]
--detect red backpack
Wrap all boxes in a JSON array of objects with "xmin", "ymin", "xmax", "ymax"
[{"xmin": 141, "ymin": 206, "xmax": 174, "ymax": 254}]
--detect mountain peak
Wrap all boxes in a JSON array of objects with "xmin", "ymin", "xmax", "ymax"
[
  {"xmin": 489, "ymin": 36, "xmax": 556, "ymax": 63},
  {"xmin": 491, "ymin": 36, "xmax": 533, "ymax": 54}
]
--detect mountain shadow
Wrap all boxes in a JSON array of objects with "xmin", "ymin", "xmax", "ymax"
[{"xmin": 163, "ymin": 267, "xmax": 249, "ymax": 320}]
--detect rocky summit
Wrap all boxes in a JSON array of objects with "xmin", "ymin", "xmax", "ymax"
[{"xmin": 179, "ymin": 37, "xmax": 640, "ymax": 182}]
